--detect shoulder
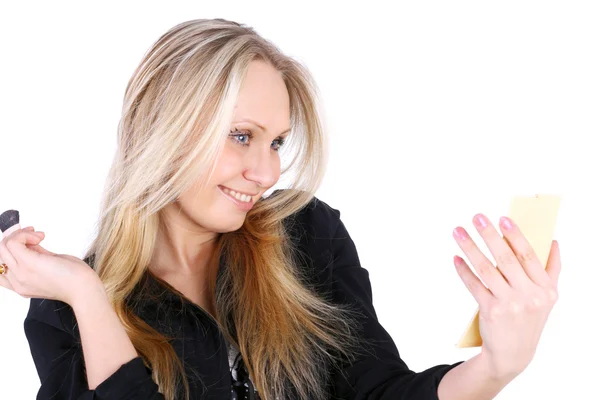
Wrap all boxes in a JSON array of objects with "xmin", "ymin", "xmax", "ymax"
[
  {"xmin": 275, "ymin": 190, "xmax": 348, "ymax": 291},
  {"xmin": 278, "ymin": 190, "xmax": 342, "ymax": 242}
]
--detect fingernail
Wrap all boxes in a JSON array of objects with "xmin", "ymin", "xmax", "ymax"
[
  {"xmin": 500, "ymin": 216, "xmax": 513, "ymax": 230},
  {"xmin": 474, "ymin": 214, "xmax": 488, "ymax": 228},
  {"xmin": 453, "ymin": 227, "xmax": 468, "ymax": 240}
]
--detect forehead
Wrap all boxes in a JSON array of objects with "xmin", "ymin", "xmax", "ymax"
[{"xmin": 233, "ymin": 60, "xmax": 290, "ymax": 130}]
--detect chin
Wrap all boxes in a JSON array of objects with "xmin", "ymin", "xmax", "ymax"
[{"xmin": 210, "ymin": 218, "xmax": 246, "ymax": 233}]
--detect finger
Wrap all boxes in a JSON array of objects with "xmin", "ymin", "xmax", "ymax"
[
  {"xmin": 0, "ymin": 223, "xmax": 22, "ymax": 270},
  {"xmin": 30, "ymin": 231, "xmax": 44, "ymax": 240},
  {"xmin": 1, "ymin": 223, "xmax": 22, "ymax": 240},
  {"xmin": 453, "ymin": 226, "xmax": 510, "ymax": 298},
  {"xmin": 0, "ymin": 275, "xmax": 16, "ymax": 292},
  {"xmin": 545, "ymin": 240, "xmax": 561, "ymax": 285},
  {"xmin": 4, "ymin": 231, "xmax": 44, "ymax": 266},
  {"xmin": 0, "ymin": 239, "xmax": 17, "ymax": 291},
  {"xmin": 0, "ymin": 223, "xmax": 31, "ymax": 292},
  {"xmin": 454, "ymin": 255, "xmax": 493, "ymax": 306},
  {"xmin": 27, "ymin": 235, "xmax": 56, "ymax": 256},
  {"xmin": 1, "ymin": 231, "xmax": 44, "ymax": 293},
  {"xmin": 0, "ymin": 228, "xmax": 45, "ymax": 273},
  {"xmin": 472, "ymin": 213, "xmax": 530, "ymax": 291},
  {"xmin": 499, "ymin": 216, "xmax": 554, "ymax": 288}
]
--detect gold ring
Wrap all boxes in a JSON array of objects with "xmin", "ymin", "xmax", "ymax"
[{"xmin": 0, "ymin": 263, "xmax": 8, "ymax": 275}]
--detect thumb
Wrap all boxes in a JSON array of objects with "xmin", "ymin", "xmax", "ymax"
[
  {"xmin": 26, "ymin": 231, "xmax": 56, "ymax": 256},
  {"xmin": 545, "ymin": 240, "xmax": 561, "ymax": 284},
  {"xmin": 11, "ymin": 231, "xmax": 47, "ymax": 260},
  {"xmin": 27, "ymin": 241, "xmax": 56, "ymax": 256}
]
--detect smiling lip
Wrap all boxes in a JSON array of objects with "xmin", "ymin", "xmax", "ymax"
[
  {"xmin": 218, "ymin": 186, "xmax": 255, "ymax": 211},
  {"xmin": 218, "ymin": 185, "xmax": 259, "ymax": 197}
]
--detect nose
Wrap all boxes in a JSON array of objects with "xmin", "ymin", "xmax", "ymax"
[{"xmin": 242, "ymin": 146, "xmax": 280, "ymax": 188}]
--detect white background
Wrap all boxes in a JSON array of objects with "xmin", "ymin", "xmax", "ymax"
[{"xmin": 1, "ymin": 1, "xmax": 598, "ymax": 398}]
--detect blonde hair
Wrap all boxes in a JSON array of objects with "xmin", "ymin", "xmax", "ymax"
[{"xmin": 83, "ymin": 18, "xmax": 363, "ymax": 400}]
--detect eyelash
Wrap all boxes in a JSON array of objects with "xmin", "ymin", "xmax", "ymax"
[{"xmin": 229, "ymin": 127, "xmax": 286, "ymax": 151}]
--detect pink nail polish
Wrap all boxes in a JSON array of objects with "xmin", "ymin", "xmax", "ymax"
[
  {"xmin": 453, "ymin": 255, "xmax": 463, "ymax": 266},
  {"xmin": 500, "ymin": 216, "xmax": 513, "ymax": 230},
  {"xmin": 453, "ymin": 227, "xmax": 468, "ymax": 240},
  {"xmin": 474, "ymin": 214, "xmax": 488, "ymax": 228}
]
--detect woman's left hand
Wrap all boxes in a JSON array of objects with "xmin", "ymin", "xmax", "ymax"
[{"xmin": 452, "ymin": 213, "xmax": 561, "ymax": 381}]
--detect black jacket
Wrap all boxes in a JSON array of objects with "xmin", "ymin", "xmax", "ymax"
[{"xmin": 24, "ymin": 194, "xmax": 463, "ymax": 399}]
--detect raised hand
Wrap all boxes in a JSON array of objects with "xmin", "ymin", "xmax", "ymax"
[{"xmin": 452, "ymin": 213, "xmax": 561, "ymax": 381}]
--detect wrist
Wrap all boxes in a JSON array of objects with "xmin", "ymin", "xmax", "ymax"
[
  {"xmin": 477, "ymin": 351, "xmax": 521, "ymax": 383},
  {"xmin": 438, "ymin": 353, "xmax": 516, "ymax": 400},
  {"xmin": 67, "ymin": 271, "xmax": 107, "ymax": 309}
]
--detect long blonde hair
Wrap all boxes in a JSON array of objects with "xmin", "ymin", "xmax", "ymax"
[{"xmin": 83, "ymin": 18, "xmax": 363, "ymax": 400}]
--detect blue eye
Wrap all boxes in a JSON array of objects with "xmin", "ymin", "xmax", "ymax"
[
  {"xmin": 229, "ymin": 128, "xmax": 286, "ymax": 151},
  {"xmin": 230, "ymin": 129, "xmax": 252, "ymax": 146}
]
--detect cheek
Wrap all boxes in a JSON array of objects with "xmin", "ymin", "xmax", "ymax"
[
  {"xmin": 209, "ymin": 143, "xmax": 283, "ymax": 189},
  {"xmin": 274, "ymin": 164, "xmax": 282, "ymax": 181},
  {"xmin": 211, "ymin": 146, "xmax": 244, "ymax": 181}
]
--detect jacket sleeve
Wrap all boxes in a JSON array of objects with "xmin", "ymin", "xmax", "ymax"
[
  {"xmin": 24, "ymin": 297, "xmax": 165, "ymax": 399},
  {"xmin": 327, "ymin": 209, "xmax": 464, "ymax": 399}
]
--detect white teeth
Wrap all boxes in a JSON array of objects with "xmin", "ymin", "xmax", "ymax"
[{"xmin": 222, "ymin": 187, "xmax": 252, "ymax": 203}]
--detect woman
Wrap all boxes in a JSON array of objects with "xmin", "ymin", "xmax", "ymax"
[{"xmin": 0, "ymin": 18, "xmax": 561, "ymax": 400}]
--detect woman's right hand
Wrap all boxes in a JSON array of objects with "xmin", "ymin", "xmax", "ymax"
[{"xmin": 0, "ymin": 224, "xmax": 101, "ymax": 306}]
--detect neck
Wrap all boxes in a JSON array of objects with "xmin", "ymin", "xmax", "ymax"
[{"xmin": 149, "ymin": 204, "xmax": 220, "ymax": 277}]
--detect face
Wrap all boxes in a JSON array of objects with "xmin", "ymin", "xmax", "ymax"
[{"xmin": 163, "ymin": 60, "xmax": 291, "ymax": 237}]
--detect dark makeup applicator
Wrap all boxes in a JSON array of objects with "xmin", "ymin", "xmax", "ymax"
[{"xmin": 0, "ymin": 210, "xmax": 20, "ymax": 233}]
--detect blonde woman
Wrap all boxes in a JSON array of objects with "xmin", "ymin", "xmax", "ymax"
[{"xmin": 0, "ymin": 18, "xmax": 561, "ymax": 400}]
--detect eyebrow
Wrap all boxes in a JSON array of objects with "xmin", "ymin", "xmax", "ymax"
[{"xmin": 234, "ymin": 118, "xmax": 291, "ymax": 136}]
